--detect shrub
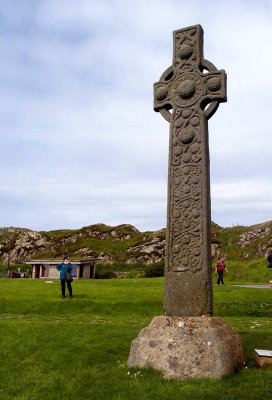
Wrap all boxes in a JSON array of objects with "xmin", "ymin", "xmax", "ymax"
[
  {"xmin": 144, "ymin": 262, "xmax": 165, "ymax": 278},
  {"xmin": 95, "ymin": 270, "xmax": 116, "ymax": 279},
  {"xmin": 96, "ymin": 262, "xmax": 144, "ymax": 272},
  {"xmin": 136, "ymin": 273, "xmax": 145, "ymax": 278},
  {"xmin": 127, "ymin": 271, "xmax": 137, "ymax": 279}
]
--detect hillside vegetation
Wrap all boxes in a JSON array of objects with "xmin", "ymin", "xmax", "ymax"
[{"xmin": 0, "ymin": 221, "xmax": 272, "ymax": 266}]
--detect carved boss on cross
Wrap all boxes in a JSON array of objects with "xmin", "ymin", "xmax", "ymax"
[{"xmin": 154, "ymin": 25, "xmax": 226, "ymax": 123}]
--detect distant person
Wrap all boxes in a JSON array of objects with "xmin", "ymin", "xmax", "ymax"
[
  {"xmin": 267, "ymin": 252, "xmax": 272, "ymax": 287},
  {"xmin": 56, "ymin": 256, "xmax": 73, "ymax": 299},
  {"xmin": 267, "ymin": 252, "xmax": 272, "ymax": 268},
  {"xmin": 215, "ymin": 257, "xmax": 228, "ymax": 285}
]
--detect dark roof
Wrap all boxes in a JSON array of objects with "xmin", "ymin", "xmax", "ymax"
[{"xmin": 26, "ymin": 259, "xmax": 101, "ymax": 265}]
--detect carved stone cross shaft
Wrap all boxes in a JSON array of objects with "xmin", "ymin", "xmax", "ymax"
[{"xmin": 154, "ymin": 25, "xmax": 226, "ymax": 316}]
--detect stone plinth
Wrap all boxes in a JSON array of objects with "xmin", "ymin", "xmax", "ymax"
[{"xmin": 128, "ymin": 316, "xmax": 247, "ymax": 380}]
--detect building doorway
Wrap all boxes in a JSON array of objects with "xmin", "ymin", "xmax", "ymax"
[
  {"xmin": 35, "ymin": 265, "xmax": 40, "ymax": 278},
  {"xmin": 41, "ymin": 265, "xmax": 45, "ymax": 278}
]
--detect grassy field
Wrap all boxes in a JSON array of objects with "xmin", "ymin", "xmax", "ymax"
[{"xmin": 1, "ymin": 278, "xmax": 272, "ymax": 400}]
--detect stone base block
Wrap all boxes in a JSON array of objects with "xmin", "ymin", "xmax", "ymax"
[
  {"xmin": 128, "ymin": 316, "xmax": 247, "ymax": 380},
  {"xmin": 254, "ymin": 349, "xmax": 272, "ymax": 368}
]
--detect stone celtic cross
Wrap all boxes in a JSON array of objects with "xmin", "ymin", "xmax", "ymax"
[{"xmin": 154, "ymin": 25, "xmax": 226, "ymax": 316}]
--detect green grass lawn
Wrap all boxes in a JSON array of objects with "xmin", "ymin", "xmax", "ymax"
[{"xmin": 1, "ymin": 278, "xmax": 272, "ymax": 400}]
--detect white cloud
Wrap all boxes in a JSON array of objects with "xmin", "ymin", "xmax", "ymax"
[
  {"xmin": 0, "ymin": 0, "xmax": 272, "ymax": 231},
  {"xmin": 211, "ymin": 179, "xmax": 272, "ymax": 227}
]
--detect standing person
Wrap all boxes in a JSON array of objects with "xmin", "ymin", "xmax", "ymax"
[
  {"xmin": 215, "ymin": 257, "xmax": 228, "ymax": 285},
  {"xmin": 56, "ymin": 256, "xmax": 73, "ymax": 299},
  {"xmin": 267, "ymin": 252, "xmax": 272, "ymax": 268},
  {"xmin": 267, "ymin": 252, "xmax": 272, "ymax": 287}
]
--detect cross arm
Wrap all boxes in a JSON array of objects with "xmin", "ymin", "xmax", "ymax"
[
  {"xmin": 201, "ymin": 68, "xmax": 227, "ymax": 120},
  {"xmin": 153, "ymin": 66, "xmax": 174, "ymax": 122}
]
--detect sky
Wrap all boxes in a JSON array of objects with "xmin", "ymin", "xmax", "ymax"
[{"xmin": 1, "ymin": 0, "xmax": 272, "ymax": 232}]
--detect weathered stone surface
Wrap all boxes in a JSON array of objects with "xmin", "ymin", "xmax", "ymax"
[
  {"xmin": 126, "ymin": 236, "xmax": 165, "ymax": 264},
  {"xmin": 2, "ymin": 230, "xmax": 52, "ymax": 264},
  {"xmin": 211, "ymin": 242, "xmax": 221, "ymax": 259},
  {"xmin": 153, "ymin": 24, "xmax": 226, "ymax": 316},
  {"xmin": 97, "ymin": 253, "xmax": 113, "ymax": 264},
  {"xmin": 238, "ymin": 224, "xmax": 270, "ymax": 247},
  {"xmin": 128, "ymin": 316, "xmax": 247, "ymax": 380}
]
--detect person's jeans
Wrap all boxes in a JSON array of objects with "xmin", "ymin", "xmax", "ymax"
[
  {"xmin": 61, "ymin": 279, "xmax": 72, "ymax": 297},
  {"xmin": 217, "ymin": 270, "xmax": 224, "ymax": 285}
]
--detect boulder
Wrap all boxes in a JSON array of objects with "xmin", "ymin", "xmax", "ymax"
[{"xmin": 128, "ymin": 315, "xmax": 247, "ymax": 380}]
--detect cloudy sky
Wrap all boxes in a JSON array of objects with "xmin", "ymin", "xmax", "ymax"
[{"xmin": 0, "ymin": 0, "xmax": 272, "ymax": 232}]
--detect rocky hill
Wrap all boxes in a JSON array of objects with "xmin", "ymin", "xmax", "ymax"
[{"xmin": 1, "ymin": 221, "xmax": 272, "ymax": 265}]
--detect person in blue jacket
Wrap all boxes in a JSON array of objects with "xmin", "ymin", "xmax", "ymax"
[{"xmin": 56, "ymin": 256, "xmax": 73, "ymax": 299}]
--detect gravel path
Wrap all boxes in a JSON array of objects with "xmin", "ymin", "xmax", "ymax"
[{"xmin": 227, "ymin": 284, "xmax": 271, "ymax": 289}]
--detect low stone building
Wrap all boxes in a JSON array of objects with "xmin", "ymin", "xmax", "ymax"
[{"xmin": 26, "ymin": 259, "xmax": 100, "ymax": 279}]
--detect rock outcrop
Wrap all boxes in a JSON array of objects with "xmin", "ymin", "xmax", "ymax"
[
  {"xmin": 0, "ymin": 230, "xmax": 52, "ymax": 263},
  {"xmin": 1, "ymin": 221, "xmax": 272, "ymax": 265},
  {"xmin": 126, "ymin": 231, "xmax": 165, "ymax": 264},
  {"xmin": 237, "ymin": 224, "xmax": 270, "ymax": 247}
]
